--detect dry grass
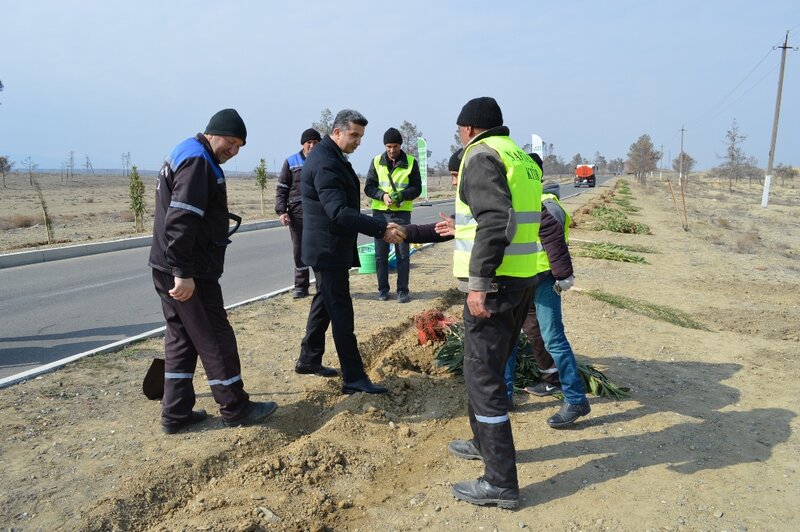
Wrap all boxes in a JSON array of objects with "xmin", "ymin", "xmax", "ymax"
[
  {"xmin": 0, "ymin": 171, "xmax": 458, "ymax": 252},
  {"xmin": 0, "ymin": 213, "xmax": 41, "ymax": 230},
  {"xmin": 735, "ymin": 230, "xmax": 761, "ymax": 254}
]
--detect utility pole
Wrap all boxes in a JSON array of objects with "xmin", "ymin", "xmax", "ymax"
[
  {"xmin": 678, "ymin": 126, "xmax": 688, "ymax": 230},
  {"xmin": 678, "ymin": 126, "xmax": 685, "ymax": 187},
  {"xmin": 762, "ymin": 31, "xmax": 796, "ymax": 208},
  {"xmin": 659, "ymin": 144, "xmax": 663, "ymax": 180}
]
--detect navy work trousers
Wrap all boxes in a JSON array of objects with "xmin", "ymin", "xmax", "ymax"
[
  {"xmin": 286, "ymin": 204, "xmax": 310, "ymax": 291},
  {"xmin": 152, "ymin": 269, "xmax": 250, "ymax": 424}
]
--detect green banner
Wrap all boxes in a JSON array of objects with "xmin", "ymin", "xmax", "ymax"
[{"xmin": 417, "ymin": 137, "xmax": 428, "ymax": 200}]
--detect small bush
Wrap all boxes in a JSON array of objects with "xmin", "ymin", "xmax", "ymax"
[
  {"xmin": 571, "ymin": 242, "xmax": 650, "ymax": 263},
  {"xmin": 735, "ymin": 231, "xmax": 760, "ymax": 254},
  {"xmin": 591, "ymin": 206, "xmax": 650, "ymax": 234},
  {"xmin": 1, "ymin": 214, "xmax": 39, "ymax": 229},
  {"xmin": 708, "ymin": 232, "xmax": 725, "ymax": 246},
  {"xmin": 611, "ymin": 195, "xmax": 640, "ymax": 213},
  {"xmin": 716, "ymin": 217, "xmax": 732, "ymax": 229}
]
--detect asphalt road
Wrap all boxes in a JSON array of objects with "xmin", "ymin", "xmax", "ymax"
[
  {"xmin": 0, "ymin": 203, "xmax": 450, "ymax": 379},
  {"xmin": 0, "ymin": 177, "xmax": 610, "ymax": 380}
]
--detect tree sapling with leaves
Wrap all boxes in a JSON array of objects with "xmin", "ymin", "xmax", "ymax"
[
  {"xmin": 128, "ymin": 165, "xmax": 146, "ymax": 232},
  {"xmin": 254, "ymin": 158, "xmax": 268, "ymax": 215}
]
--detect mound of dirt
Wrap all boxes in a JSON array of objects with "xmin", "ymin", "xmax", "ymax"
[{"xmin": 2, "ymin": 177, "xmax": 799, "ymax": 531}]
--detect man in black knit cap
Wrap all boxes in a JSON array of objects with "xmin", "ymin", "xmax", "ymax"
[
  {"xmin": 276, "ymin": 128, "xmax": 321, "ymax": 299},
  {"xmin": 149, "ymin": 108, "xmax": 278, "ymax": 434},
  {"xmin": 446, "ymin": 97, "xmax": 545, "ymax": 509},
  {"xmin": 364, "ymin": 127, "xmax": 422, "ymax": 303}
]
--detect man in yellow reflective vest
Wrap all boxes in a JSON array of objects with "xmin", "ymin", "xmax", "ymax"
[
  {"xmin": 364, "ymin": 127, "xmax": 422, "ymax": 303},
  {"xmin": 446, "ymin": 97, "xmax": 546, "ymax": 509}
]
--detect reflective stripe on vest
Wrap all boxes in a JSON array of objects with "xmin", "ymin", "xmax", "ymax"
[
  {"xmin": 370, "ymin": 153, "xmax": 415, "ymax": 211},
  {"xmin": 453, "ymin": 136, "xmax": 547, "ymax": 279}
]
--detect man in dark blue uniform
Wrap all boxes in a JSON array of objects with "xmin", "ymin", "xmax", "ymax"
[
  {"xmin": 276, "ymin": 128, "xmax": 321, "ymax": 299},
  {"xmin": 149, "ymin": 108, "xmax": 277, "ymax": 434}
]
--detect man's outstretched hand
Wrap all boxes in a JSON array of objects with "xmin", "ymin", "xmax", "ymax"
[{"xmin": 434, "ymin": 212, "xmax": 455, "ymax": 238}]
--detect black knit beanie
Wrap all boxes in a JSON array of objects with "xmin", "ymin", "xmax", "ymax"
[
  {"xmin": 448, "ymin": 149, "xmax": 463, "ymax": 172},
  {"xmin": 204, "ymin": 108, "xmax": 247, "ymax": 145},
  {"xmin": 300, "ymin": 128, "xmax": 321, "ymax": 145},
  {"xmin": 383, "ymin": 127, "xmax": 403, "ymax": 145},
  {"xmin": 456, "ymin": 97, "xmax": 503, "ymax": 129}
]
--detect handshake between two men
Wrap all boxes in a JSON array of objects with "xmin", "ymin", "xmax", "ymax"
[{"xmin": 382, "ymin": 213, "xmax": 456, "ymax": 244}]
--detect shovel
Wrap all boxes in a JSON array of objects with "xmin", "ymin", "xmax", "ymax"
[{"xmin": 142, "ymin": 358, "xmax": 165, "ymax": 400}]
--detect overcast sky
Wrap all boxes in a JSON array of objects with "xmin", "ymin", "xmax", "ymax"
[{"xmin": 1, "ymin": 1, "xmax": 798, "ymax": 175}]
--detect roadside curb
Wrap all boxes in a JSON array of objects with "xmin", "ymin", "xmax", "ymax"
[
  {"xmin": 0, "ymin": 219, "xmax": 280, "ymax": 269},
  {"xmin": 0, "ymin": 243, "xmax": 435, "ymax": 389},
  {"xmin": 0, "ymin": 200, "xmax": 455, "ymax": 269}
]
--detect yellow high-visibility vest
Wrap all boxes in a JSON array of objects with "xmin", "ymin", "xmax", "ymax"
[
  {"xmin": 453, "ymin": 136, "xmax": 547, "ymax": 279},
  {"xmin": 370, "ymin": 154, "xmax": 415, "ymax": 211}
]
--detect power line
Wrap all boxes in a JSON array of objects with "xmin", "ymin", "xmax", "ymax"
[
  {"xmin": 695, "ymin": 63, "xmax": 779, "ymax": 128},
  {"xmin": 688, "ymin": 46, "xmax": 775, "ymax": 128}
]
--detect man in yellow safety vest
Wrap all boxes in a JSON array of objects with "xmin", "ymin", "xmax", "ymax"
[
  {"xmin": 446, "ymin": 97, "xmax": 547, "ymax": 509},
  {"xmin": 364, "ymin": 127, "xmax": 422, "ymax": 303}
]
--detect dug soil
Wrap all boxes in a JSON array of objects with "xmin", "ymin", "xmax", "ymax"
[{"xmin": 1, "ymin": 177, "xmax": 798, "ymax": 531}]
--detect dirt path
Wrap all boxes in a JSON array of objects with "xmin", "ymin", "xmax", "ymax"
[{"xmin": 1, "ymin": 177, "xmax": 798, "ymax": 531}]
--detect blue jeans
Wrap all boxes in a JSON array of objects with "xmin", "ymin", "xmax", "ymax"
[{"xmin": 505, "ymin": 274, "xmax": 587, "ymax": 405}]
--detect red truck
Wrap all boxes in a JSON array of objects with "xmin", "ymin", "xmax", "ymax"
[{"xmin": 574, "ymin": 164, "xmax": 597, "ymax": 188}]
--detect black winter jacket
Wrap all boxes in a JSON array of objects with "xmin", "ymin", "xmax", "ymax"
[
  {"xmin": 149, "ymin": 134, "xmax": 232, "ymax": 280},
  {"xmin": 275, "ymin": 150, "xmax": 305, "ymax": 214},
  {"xmin": 300, "ymin": 135, "xmax": 388, "ymax": 270},
  {"xmin": 404, "ymin": 221, "xmax": 451, "ymax": 243}
]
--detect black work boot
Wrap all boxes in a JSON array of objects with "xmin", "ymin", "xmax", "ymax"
[
  {"xmin": 547, "ymin": 401, "xmax": 591, "ymax": 428},
  {"xmin": 341, "ymin": 378, "xmax": 388, "ymax": 395},
  {"xmin": 448, "ymin": 439, "xmax": 482, "ymax": 460},
  {"xmin": 161, "ymin": 409, "xmax": 208, "ymax": 435},
  {"xmin": 223, "ymin": 401, "xmax": 278, "ymax": 428},
  {"xmin": 295, "ymin": 361, "xmax": 338, "ymax": 377},
  {"xmin": 451, "ymin": 477, "xmax": 519, "ymax": 509}
]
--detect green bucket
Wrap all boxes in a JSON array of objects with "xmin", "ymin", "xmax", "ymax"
[{"xmin": 357, "ymin": 243, "xmax": 376, "ymax": 274}]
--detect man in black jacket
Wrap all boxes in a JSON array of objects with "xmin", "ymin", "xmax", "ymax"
[
  {"xmin": 149, "ymin": 109, "xmax": 277, "ymax": 434},
  {"xmin": 364, "ymin": 127, "xmax": 422, "ymax": 303},
  {"xmin": 296, "ymin": 109, "xmax": 406, "ymax": 394},
  {"xmin": 275, "ymin": 128, "xmax": 321, "ymax": 299}
]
